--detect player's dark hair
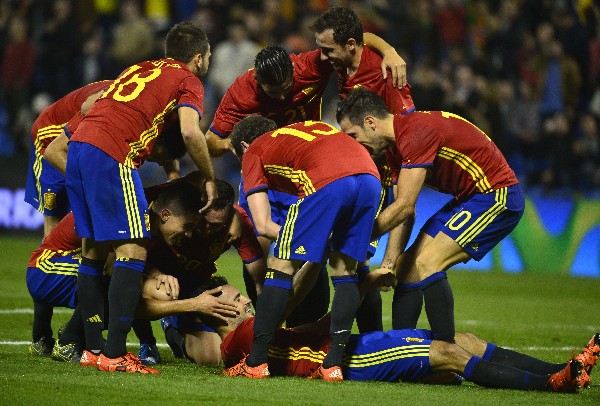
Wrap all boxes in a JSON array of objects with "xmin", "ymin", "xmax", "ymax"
[
  {"xmin": 254, "ymin": 45, "xmax": 294, "ymax": 86},
  {"xmin": 336, "ymin": 88, "xmax": 391, "ymax": 127},
  {"xmin": 155, "ymin": 124, "xmax": 186, "ymax": 159},
  {"xmin": 153, "ymin": 181, "xmax": 204, "ymax": 217},
  {"xmin": 190, "ymin": 275, "xmax": 229, "ymax": 297},
  {"xmin": 211, "ymin": 178, "xmax": 235, "ymax": 211},
  {"xmin": 310, "ymin": 6, "xmax": 363, "ymax": 46},
  {"xmin": 230, "ymin": 115, "xmax": 278, "ymax": 158},
  {"xmin": 165, "ymin": 21, "xmax": 209, "ymax": 63}
]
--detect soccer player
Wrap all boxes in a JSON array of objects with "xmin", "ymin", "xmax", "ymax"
[
  {"xmin": 224, "ymin": 116, "xmax": 382, "ymax": 381},
  {"xmin": 64, "ymin": 21, "xmax": 216, "ymax": 374},
  {"xmin": 310, "ymin": 6, "xmax": 420, "ymax": 331},
  {"xmin": 336, "ymin": 88, "xmax": 525, "ymax": 344},
  {"xmin": 24, "ymin": 80, "xmax": 112, "ymax": 238},
  {"xmin": 213, "ymin": 278, "xmax": 597, "ymax": 393}
]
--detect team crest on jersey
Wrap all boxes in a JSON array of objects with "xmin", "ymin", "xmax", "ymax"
[
  {"xmin": 405, "ymin": 337, "xmax": 424, "ymax": 343},
  {"xmin": 144, "ymin": 213, "xmax": 150, "ymax": 231},
  {"xmin": 43, "ymin": 192, "xmax": 56, "ymax": 210}
]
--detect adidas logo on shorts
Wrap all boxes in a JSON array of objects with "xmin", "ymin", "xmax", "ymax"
[{"xmin": 295, "ymin": 246, "xmax": 306, "ymax": 255}]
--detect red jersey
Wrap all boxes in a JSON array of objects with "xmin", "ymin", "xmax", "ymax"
[
  {"xmin": 392, "ymin": 112, "xmax": 518, "ymax": 200},
  {"xmin": 32, "ymin": 80, "xmax": 112, "ymax": 154},
  {"xmin": 209, "ymin": 50, "xmax": 333, "ymax": 137},
  {"xmin": 28, "ymin": 213, "xmax": 81, "ymax": 268},
  {"xmin": 221, "ymin": 318, "xmax": 329, "ymax": 377},
  {"xmin": 242, "ymin": 121, "xmax": 379, "ymax": 199},
  {"xmin": 72, "ymin": 59, "xmax": 204, "ymax": 168},
  {"xmin": 337, "ymin": 46, "xmax": 415, "ymax": 116}
]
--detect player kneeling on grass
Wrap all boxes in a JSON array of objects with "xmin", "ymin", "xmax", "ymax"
[{"xmin": 209, "ymin": 276, "xmax": 598, "ymax": 393}]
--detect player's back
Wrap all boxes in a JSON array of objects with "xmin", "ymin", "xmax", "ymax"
[
  {"xmin": 395, "ymin": 111, "xmax": 518, "ymax": 199},
  {"xmin": 72, "ymin": 59, "xmax": 204, "ymax": 168},
  {"xmin": 243, "ymin": 121, "xmax": 379, "ymax": 198},
  {"xmin": 28, "ymin": 213, "xmax": 81, "ymax": 267},
  {"xmin": 32, "ymin": 80, "xmax": 112, "ymax": 153}
]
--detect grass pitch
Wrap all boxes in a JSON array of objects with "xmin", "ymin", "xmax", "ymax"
[{"xmin": 1, "ymin": 236, "xmax": 599, "ymax": 405}]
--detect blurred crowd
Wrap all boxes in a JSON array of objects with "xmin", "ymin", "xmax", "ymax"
[{"xmin": 0, "ymin": 0, "xmax": 599, "ymax": 197}]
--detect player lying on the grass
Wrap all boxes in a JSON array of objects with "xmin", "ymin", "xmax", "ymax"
[
  {"xmin": 205, "ymin": 276, "xmax": 597, "ymax": 393},
  {"xmin": 26, "ymin": 179, "xmax": 240, "ymax": 368}
]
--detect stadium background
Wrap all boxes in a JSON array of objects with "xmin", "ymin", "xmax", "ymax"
[{"xmin": 0, "ymin": 0, "xmax": 598, "ymax": 278}]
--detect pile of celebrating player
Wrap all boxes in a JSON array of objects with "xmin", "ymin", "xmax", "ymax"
[{"xmin": 22, "ymin": 6, "xmax": 597, "ymax": 393}]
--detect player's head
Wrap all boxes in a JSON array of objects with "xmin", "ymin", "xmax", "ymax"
[
  {"xmin": 166, "ymin": 21, "xmax": 211, "ymax": 78},
  {"xmin": 336, "ymin": 88, "xmax": 392, "ymax": 156},
  {"xmin": 152, "ymin": 181, "xmax": 204, "ymax": 246},
  {"xmin": 254, "ymin": 45, "xmax": 294, "ymax": 101},
  {"xmin": 148, "ymin": 124, "xmax": 187, "ymax": 166},
  {"xmin": 230, "ymin": 115, "xmax": 278, "ymax": 158},
  {"xmin": 198, "ymin": 276, "xmax": 254, "ymax": 329},
  {"xmin": 197, "ymin": 179, "xmax": 236, "ymax": 238},
  {"xmin": 310, "ymin": 7, "xmax": 363, "ymax": 71}
]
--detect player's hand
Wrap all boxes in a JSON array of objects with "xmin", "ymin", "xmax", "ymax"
[
  {"xmin": 195, "ymin": 287, "xmax": 240, "ymax": 322},
  {"xmin": 362, "ymin": 268, "xmax": 397, "ymax": 292},
  {"xmin": 155, "ymin": 274, "xmax": 180, "ymax": 300},
  {"xmin": 381, "ymin": 50, "xmax": 407, "ymax": 88},
  {"xmin": 200, "ymin": 179, "xmax": 217, "ymax": 214}
]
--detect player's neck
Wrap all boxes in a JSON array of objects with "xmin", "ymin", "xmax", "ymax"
[{"xmin": 346, "ymin": 45, "xmax": 363, "ymax": 77}]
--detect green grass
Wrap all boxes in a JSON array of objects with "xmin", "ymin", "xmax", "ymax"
[{"xmin": 1, "ymin": 236, "xmax": 599, "ymax": 405}]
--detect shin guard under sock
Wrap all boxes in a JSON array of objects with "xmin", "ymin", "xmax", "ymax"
[
  {"xmin": 391, "ymin": 282, "xmax": 423, "ymax": 330},
  {"xmin": 485, "ymin": 343, "xmax": 567, "ymax": 375},
  {"xmin": 103, "ymin": 259, "xmax": 144, "ymax": 359},
  {"xmin": 422, "ymin": 272, "xmax": 455, "ymax": 342},
  {"xmin": 464, "ymin": 356, "xmax": 550, "ymax": 391},
  {"xmin": 77, "ymin": 257, "xmax": 107, "ymax": 353},
  {"xmin": 32, "ymin": 302, "xmax": 54, "ymax": 341},
  {"xmin": 59, "ymin": 305, "xmax": 85, "ymax": 345},
  {"xmin": 247, "ymin": 269, "xmax": 292, "ymax": 367},
  {"xmin": 322, "ymin": 275, "xmax": 360, "ymax": 368}
]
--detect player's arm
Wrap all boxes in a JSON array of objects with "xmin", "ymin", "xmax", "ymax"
[
  {"xmin": 363, "ymin": 32, "xmax": 407, "ymax": 87},
  {"xmin": 43, "ymin": 130, "xmax": 69, "ymax": 174},
  {"xmin": 136, "ymin": 285, "xmax": 239, "ymax": 322},
  {"xmin": 246, "ymin": 190, "xmax": 280, "ymax": 241},
  {"xmin": 206, "ymin": 129, "xmax": 235, "ymax": 157},
  {"xmin": 378, "ymin": 185, "xmax": 414, "ymax": 271},
  {"xmin": 178, "ymin": 106, "xmax": 216, "ymax": 211},
  {"xmin": 244, "ymin": 257, "xmax": 267, "ymax": 295},
  {"xmin": 81, "ymin": 89, "xmax": 104, "ymax": 115},
  {"xmin": 371, "ymin": 167, "xmax": 425, "ymax": 240},
  {"xmin": 161, "ymin": 159, "xmax": 181, "ymax": 181}
]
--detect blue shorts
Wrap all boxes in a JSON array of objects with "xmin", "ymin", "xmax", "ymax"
[
  {"xmin": 274, "ymin": 174, "xmax": 381, "ymax": 263},
  {"xmin": 344, "ymin": 328, "xmax": 433, "ymax": 382},
  {"xmin": 26, "ymin": 253, "xmax": 80, "ymax": 308},
  {"xmin": 66, "ymin": 142, "xmax": 150, "ymax": 241},
  {"xmin": 367, "ymin": 185, "xmax": 393, "ymax": 258},
  {"xmin": 422, "ymin": 184, "xmax": 525, "ymax": 261},
  {"xmin": 24, "ymin": 141, "xmax": 70, "ymax": 217},
  {"xmin": 238, "ymin": 176, "xmax": 297, "ymax": 232}
]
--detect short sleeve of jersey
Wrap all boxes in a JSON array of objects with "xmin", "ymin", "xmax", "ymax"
[
  {"xmin": 293, "ymin": 49, "xmax": 334, "ymax": 79},
  {"xmin": 64, "ymin": 112, "xmax": 84, "ymax": 138},
  {"xmin": 241, "ymin": 151, "xmax": 268, "ymax": 196},
  {"xmin": 233, "ymin": 204, "xmax": 263, "ymax": 263},
  {"xmin": 178, "ymin": 76, "xmax": 204, "ymax": 118}
]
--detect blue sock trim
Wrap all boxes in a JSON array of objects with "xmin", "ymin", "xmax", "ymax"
[
  {"xmin": 420, "ymin": 271, "xmax": 447, "ymax": 289},
  {"xmin": 463, "ymin": 355, "xmax": 481, "ymax": 380},
  {"xmin": 79, "ymin": 259, "xmax": 104, "ymax": 277},
  {"xmin": 114, "ymin": 258, "xmax": 146, "ymax": 273},
  {"xmin": 482, "ymin": 342, "xmax": 496, "ymax": 361},
  {"xmin": 263, "ymin": 278, "xmax": 292, "ymax": 290},
  {"xmin": 331, "ymin": 275, "xmax": 359, "ymax": 287}
]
